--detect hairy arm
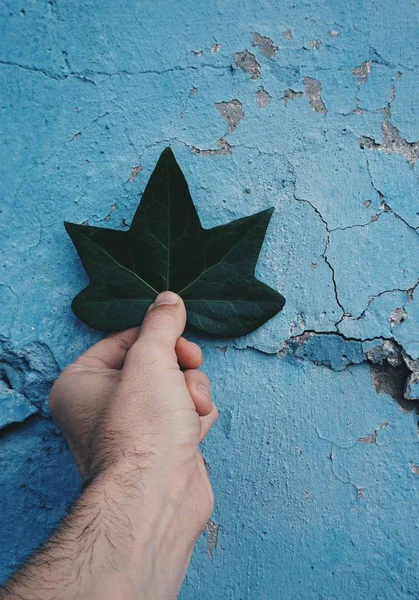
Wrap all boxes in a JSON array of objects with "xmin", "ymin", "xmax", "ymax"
[
  {"xmin": 0, "ymin": 293, "xmax": 217, "ymax": 600},
  {"xmin": 0, "ymin": 464, "xmax": 197, "ymax": 600}
]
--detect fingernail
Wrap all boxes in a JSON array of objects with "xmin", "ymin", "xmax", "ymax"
[
  {"xmin": 197, "ymin": 384, "xmax": 211, "ymax": 399},
  {"xmin": 152, "ymin": 291, "xmax": 179, "ymax": 308}
]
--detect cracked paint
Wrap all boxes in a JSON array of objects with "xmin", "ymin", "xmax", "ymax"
[
  {"xmin": 360, "ymin": 119, "xmax": 419, "ymax": 166},
  {"xmin": 1, "ymin": 1, "xmax": 419, "ymax": 598}
]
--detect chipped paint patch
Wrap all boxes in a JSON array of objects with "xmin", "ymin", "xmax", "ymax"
[
  {"xmin": 204, "ymin": 519, "xmax": 219, "ymax": 559},
  {"xmin": 256, "ymin": 87, "xmax": 272, "ymax": 108},
  {"xmin": 390, "ymin": 307, "xmax": 407, "ymax": 327},
  {"xmin": 233, "ymin": 50, "xmax": 261, "ymax": 80},
  {"xmin": 309, "ymin": 40, "xmax": 322, "ymax": 50},
  {"xmin": 282, "ymin": 79, "xmax": 327, "ymax": 113},
  {"xmin": 359, "ymin": 120, "xmax": 419, "ymax": 166},
  {"xmin": 353, "ymin": 61, "xmax": 372, "ymax": 83},
  {"xmin": 304, "ymin": 77, "xmax": 327, "ymax": 113},
  {"xmin": 252, "ymin": 33, "xmax": 278, "ymax": 57},
  {"xmin": 128, "ymin": 165, "xmax": 143, "ymax": 182},
  {"xmin": 215, "ymin": 99, "xmax": 245, "ymax": 132},
  {"xmin": 282, "ymin": 89, "xmax": 304, "ymax": 103}
]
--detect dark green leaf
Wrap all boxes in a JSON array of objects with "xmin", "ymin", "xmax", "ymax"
[{"xmin": 65, "ymin": 147, "xmax": 285, "ymax": 336}]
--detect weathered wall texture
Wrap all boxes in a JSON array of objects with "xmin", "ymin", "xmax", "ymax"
[{"xmin": 1, "ymin": 0, "xmax": 419, "ymax": 597}]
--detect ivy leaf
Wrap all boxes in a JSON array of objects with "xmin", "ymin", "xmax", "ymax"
[{"xmin": 65, "ymin": 147, "xmax": 285, "ymax": 337}]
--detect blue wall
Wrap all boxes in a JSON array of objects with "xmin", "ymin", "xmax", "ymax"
[{"xmin": 1, "ymin": 1, "xmax": 418, "ymax": 597}]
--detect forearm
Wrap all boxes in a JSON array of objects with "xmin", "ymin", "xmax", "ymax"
[{"xmin": 0, "ymin": 466, "xmax": 198, "ymax": 600}]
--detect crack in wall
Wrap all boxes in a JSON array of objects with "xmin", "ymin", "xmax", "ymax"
[
  {"xmin": 191, "ymin": 138, "xmax": 234, "ymax": 156},
  {"xmin": 0, "ymin": 60, "xmax": 229, "ymax": 81},
  {"xmin": 293, "ymin": 195, "xmax": 345, "ymax": 317},
  {"xmin": 359, "ymin": 88, "xmax": 419, "ymax": 167},
  {"xmin": 282, "ymin": 333, "xmax": 419, "ymax": 416}
]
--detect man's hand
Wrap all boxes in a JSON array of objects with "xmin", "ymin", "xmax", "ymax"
[{"xmin": 0, "ymin": 292, "xmax": 218, "ymax": 600}]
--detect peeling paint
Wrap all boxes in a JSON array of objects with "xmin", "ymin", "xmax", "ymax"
[
  {"xmin": 353, "ymin": 61, "xmax": 371, "ymax": 83},
  {"xmin": 303, "ymin": 77, "xmax": 327, "ymax": 113},
  {"xmin": 215, "ymin": 99, "xmax": 245, "ymax": 133},
  {"xmin": 282, "ymin": 78, "xmax": 327, "ymax": 114},
  {"xmin": 283, "ymin": 28, "xmax": 293, "ymax": 40},
  {"xmin": 359, "ymin": 120, "xmax": 419, "ymax": 167},
  {"xmin": 390, "ymin": 307, "xmax": 407, "ymax": 327},
  {"xmin": 256, "ymin": 87, "xmax": 272, "ymax": 108},
  {"xmin": 233, "ymin": 50, "xmax": 261, "ymax": 80},
  {"xmin": 128, "ymin": 165, "xmax": 143, "ymax": 182},
  {"xmin": 252, "ymin": 33, "xmax": 278, "ymax": 58},
  {"xmin": 309, "ymin": 40, "xmax": 322, "ymax": 50},
  {"xmin": 210, "ymin": 44, "xmax": 221, "ymax": 54},
  {"xmin": 282, "ymin": 89, "xmax": 304, "ymax": 103},
  {"xmin": 204, "ymin": 519, "xmax": 219, "ymax": 559}
]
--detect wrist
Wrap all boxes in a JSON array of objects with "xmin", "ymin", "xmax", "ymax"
[{"xmin": 84, "ymin": 459, "xmax": 202, "ymax": 598}]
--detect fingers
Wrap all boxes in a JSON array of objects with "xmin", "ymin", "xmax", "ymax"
[
  {"xmin": 183, "ymin": 368, "xmax": 218, "ymax": 440},
  {"xmin": 74, "ymin": 327, "xmax": 140, "ymax": 370},
  {"xmin": 176, "ymin": 337, "xmax": 202, "ymax": 370},
  {"xmin": 184, "ymin": 369, "xmax": 212, "ymax": 416},
  {"xmin": 200, "ymin": 405, "xmax": 218, "ymax": 442},
  {"xmin": 129, "ymin": 292, "xmax": 186, "ymax": 368}
]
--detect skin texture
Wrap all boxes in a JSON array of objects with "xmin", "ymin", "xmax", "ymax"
[{"xmin": 0, "ymin": 292, "xmax": 218, "ymax": 600}]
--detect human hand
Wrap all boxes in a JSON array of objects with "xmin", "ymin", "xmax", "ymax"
[{"xmin": 47, "ymin": 291, "xmax": 218, "ymax": 598}]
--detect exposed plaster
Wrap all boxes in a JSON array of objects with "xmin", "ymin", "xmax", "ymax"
[
  {"xmin": 252, "ymin": 33, "xmax": 278, "ymax": 58},
  {"xmin": 215, "ymin": 99, "xmax": 245, "ymax": 133},
  {"xmin": 353, "ymin": 61, "xmax": 372, "ymax": 83},
  {"xmin": 359, "ymin": 87, "xmax": 419, "ymax": 167},
  {"xmin": 303, "ymin": 78, "xmax": 327, "ymax": 113},
  {"xmin": 256, "ymin": 87, "xmax": 272, "ymax": 108},
  {"xmin": 233, "ymin": 50, "xmax": 261, "ymax": 80},
  {"xmin": 204, "ymin": 519, "xmax": 219, "ymax": 559},
  {"xmin": 128, "ymin": 165, "xmax": 143, "ymax": 183},
  {"xmin": 360, "ymin": 120, "xmax": 419, "ymax": 167},
  {"xmin": 282, "ymin": 78, "xmax": 327, "ymax": 114},
  {"xmin": 309, "ymin": 40, "xmax": 322, "ymax": 50}
]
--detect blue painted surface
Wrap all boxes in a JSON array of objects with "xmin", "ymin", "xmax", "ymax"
[{"xmin": 1, "ymin": 0, "xmax": 419, "ymax": 598}]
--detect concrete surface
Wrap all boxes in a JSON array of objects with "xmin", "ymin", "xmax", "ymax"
[{"xmin": 1, "ymin": 0, "xmax": 418, "ymax": 598}]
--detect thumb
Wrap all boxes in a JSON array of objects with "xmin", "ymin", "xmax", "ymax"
[{"xmin": 136, "ymin": 291, "xmax": 186, "ymax": 349}]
